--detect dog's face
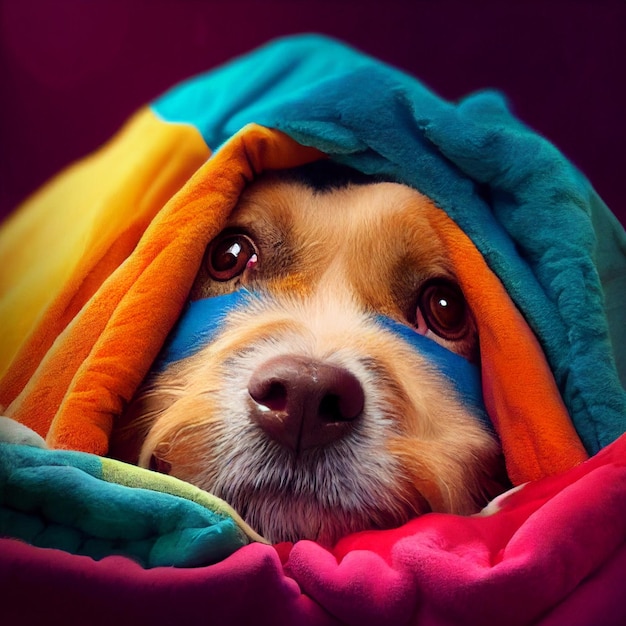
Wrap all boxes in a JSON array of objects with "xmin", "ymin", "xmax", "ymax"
[{"xmin": 111, "ymin": 163, "xmax": 505, "ymax": 545}]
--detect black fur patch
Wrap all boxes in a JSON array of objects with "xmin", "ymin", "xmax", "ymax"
[{"xmin": 273, "ymin": 160, "xmax": 394, "ymax": 193}]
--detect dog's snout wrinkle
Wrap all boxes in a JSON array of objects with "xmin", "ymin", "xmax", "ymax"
[{"xmin": 248, "ymin": 355, "xmax": 364, "ymax": 453}]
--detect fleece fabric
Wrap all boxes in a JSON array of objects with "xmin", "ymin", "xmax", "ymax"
[{"xmin": 0, "ymin": 34, "xmax": 624, "ymax": 626}]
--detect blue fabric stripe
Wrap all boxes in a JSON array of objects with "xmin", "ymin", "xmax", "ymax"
[
  {"xmin": 157, "ymin": 292, "xmax": 491, "ymax": 431},
  {"xmin": 157, "ymin": 291, "xmax": 250, "ymax": 368},
  {"xmin": 375, "ymin": 316, "xmax": 491, "ymax": 432}
]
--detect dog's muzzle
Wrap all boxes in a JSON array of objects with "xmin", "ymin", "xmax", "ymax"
[{"xmin": 156, "ymin": 289, "xmax": 493, "ymax": 440}]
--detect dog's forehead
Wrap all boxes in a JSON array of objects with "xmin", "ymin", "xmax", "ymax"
[
  {"xmin": 232, "ymin": 175, "xmax": 446, "ymax": 250},
  {"xmin": 221, "ymin": 175, "xmax": 455, "ymax": 315}
]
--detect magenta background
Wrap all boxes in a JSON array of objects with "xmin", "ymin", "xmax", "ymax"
[{"xmin": 1, "ymin": 0, "xmax": 624, "ymax": 226}]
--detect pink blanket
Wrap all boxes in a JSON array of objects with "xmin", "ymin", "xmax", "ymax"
[{"xmin": 3, "ymin": 433, "xmax": 624, "ymax": 625}]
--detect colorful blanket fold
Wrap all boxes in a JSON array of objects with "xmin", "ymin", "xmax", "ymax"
[
  {"xmin": 0, "ymin": 439, "xmax": 262, "ymax": 567},
  {"xmin": 2, "ymin": 434, "xmax": 625, "ymax": 626},
  {"xmin": 1, "ymin": 34, "xmax": 625, "ymax": 625}
]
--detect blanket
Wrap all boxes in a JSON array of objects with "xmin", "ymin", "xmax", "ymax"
[{"xmin": 1, "ymin": 34, "xmax": 625, "ymax": 625}]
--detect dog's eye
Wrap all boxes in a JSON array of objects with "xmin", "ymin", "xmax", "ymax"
[
  {"xmin": 206, "ymin": 232, "xmax": 258, "ymax": 281},
  {"xmin": 416, "ymin": 280, "xmax": 469, "ymax": 340}
]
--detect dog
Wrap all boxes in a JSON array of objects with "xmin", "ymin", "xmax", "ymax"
[{"xmin": 110, "ymin": 161, "xmax": 506, "ymax": 545}]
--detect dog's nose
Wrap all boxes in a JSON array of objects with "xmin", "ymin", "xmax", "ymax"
[{"xmin": 248, "ymin": 355, "xmax": 365, "ymax": 452}]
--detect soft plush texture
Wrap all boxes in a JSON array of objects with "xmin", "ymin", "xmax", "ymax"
[
  {"xmin": 0, "ymin": 440, "xmax": 261, "ymax": 567},
  {"xmin": 0, "ymin": 35, "xmax": 625, "ymax": 625},
  {"xmin": 2, "ymin": 434, "xmax": 625, "ymax": 626}
]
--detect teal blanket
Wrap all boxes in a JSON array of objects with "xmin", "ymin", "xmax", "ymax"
[{"xmin": 0, "ymin": 437, "xmax": 260, "ymax": 567}]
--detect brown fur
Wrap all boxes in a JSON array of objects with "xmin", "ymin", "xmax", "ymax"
[{"xmin": 111, "ymin": 172, "xmax": 506, "ymax": 545}]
